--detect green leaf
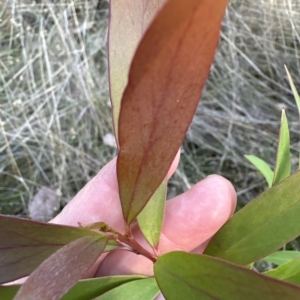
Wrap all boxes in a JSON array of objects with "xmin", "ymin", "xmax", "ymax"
[
  {"xmin": 14, "ymin": 236, "xmax": 108, "ymax": 300},
  {"xmin": 109, "ymin": 0, "xmax": 166, "ymax": 143},
  {"xmin": 154, "ymin": 251, "xmax": 300, "ymax": 299},
  {"xmin": 61, "ymin": 276, "xmax": 145, "ymax": 300},
  {"xmin": 117, "ymin": 0, "xmax": 229, "ymax": 224},
  {"xmin": 0, "ymin": 215, "xmax": 117, "ymax": 284},
  {"xmin": 95, "ymin": 277, "xmax": 159, "ymax": 300},
  {"xmin": 285, "ymin": 66, "xmax": 300, "ymax": 118},
  {"xmin": 0, "ymin": 286, "xmax": 19, "ymax": 300},
  {"xmin": 264, "ymin": 251, "xmax": 300, "ymax": 266},
  {"xmin": 204, "ymin": 170, "xmax": 300, "ymax": 265},
  {"xmin": 272, "ymin": 109, "xmax": 291, "ymax": 185},
  {"xmin": 285, "ymin": 65, "xmax": 300, "ymax": 169},
  {"xmin": 245, "ymin": 155, "xmax": 274, "ymax": 188},
  {"xmin": 0, "ymin": 276, "xmax": 146, "ymax": 300},
  {"xmin": 137, "ymin": 179, "xmax": 167, "ymax": 247},
  {"xmin": 264, "ymin": 257, "xmax": 300, "ymax": 285}
]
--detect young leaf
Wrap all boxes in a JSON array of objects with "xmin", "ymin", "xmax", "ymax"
[
  {"xmin": 137, "ymin": 178, "xmax": 167, "ymax": 247},
  {"xmin": 0, "ymin": 215, "xmax": 117, "ymax": 284},
  {"xmin": 264, "ymin": 251, "xmax": 300, "ymax": 266},
  {"xmin": 14, "ymin": 236, "xmax": 107, "ymax": 300},
  {"xmin": 272, "ymin": 109, "xmax": 291, "ymax": 185},
  {"xmin": 244, "ymin": 155, "xmax": 274, "ymax": 188},
  {"xmin": 109, "ymin": 0, "xmax": 166, "ymax": 142},
  {"xmin": 204, "ymin": 170, "xmax": 300, "ymax": 265},
  {"xmin": 95, "ymin": 277, "xmax": 159, "ymax": 300},
  {"xmin": 285, "ymin": 66, "xmax": 300, "ymax": 118},
  {"xmin": 285, "ymin": 65, "xmax": 300, "ymax": 169},
  {"xmin": 0, "ymin": 276, "xmax": 146, "ymax": 300},
  {"xmin": 61, "ymin": 276, "xmax": 145, "ymax": 300},
  {"xmin": 117, "ymin": 0, "xmax": 229, "ymax": 224},
  {"xmin": 0, "ymin": 285, "xmax": 19, "ymax": 300},
  {"xmin": 264, "ymin": 258, "xmax": 300, "ymax": 285},
  {"xmin": 154, "ymin": 251, "xmax": 300, "ymax": 299}
]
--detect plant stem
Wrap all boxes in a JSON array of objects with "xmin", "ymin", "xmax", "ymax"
[
  {"xmin": 88, "ymin": 221, "xmax": 156, "ymax": 262},
  {"xmin": 114, "ymin": 232, "xmax": 157, "ymax": 262}
]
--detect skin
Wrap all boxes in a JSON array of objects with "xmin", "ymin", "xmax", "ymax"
[{"xmin": 51, "ymin": 152, "xmax": 237, "ymax": 278}]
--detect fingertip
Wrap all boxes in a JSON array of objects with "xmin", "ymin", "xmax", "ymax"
[
  {"xmin": 160, "ymin": 174, "xmax": 237, "ymax": 253},
  {"xmin": 204, "ymin": 174, "xmax": 237, "ymax": 215}
]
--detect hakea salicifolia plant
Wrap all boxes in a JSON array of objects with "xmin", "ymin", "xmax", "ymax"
[{"xmin": 2, "ymin": 1, "xmax": 300, "ymax": 299}]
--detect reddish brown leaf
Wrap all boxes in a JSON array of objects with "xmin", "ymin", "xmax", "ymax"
[
  {"xmin": 117, "ymin": 0, "xmax": 228, "ymax": 223},
  {"xmin": 109, "ymin": 0, "xmax": 166, "ymax": 143},
  {"xmin": 0, "ymin": 215, "xmax": 114, "ymax": 283},
  {"xmin": 14, "ymin": 236, "xmax": 107, "ymax": 300}
]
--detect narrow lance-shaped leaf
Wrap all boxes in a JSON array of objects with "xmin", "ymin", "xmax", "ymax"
[
  {"xmin": 272, "ymin": 109, "xmax": 291, "ymax": 185},
  {"xmin": 263, "ymin": 251, "xmax": 300, "ymax": 266},
  {"xmin": 109, "ymin": 0, "xmax": 166, "ymax": 142},
  {"xmin": 0, "ymin": 276, "xmax": 146, "ymax": 300},
  {"xmin": 264, "ymin": 257, "xmax": 300, "ymax": 285},
  {"xmin": 95, "ymin": 277, "xmax": 159, "ymax": 300},
  {"xmin": 137, "ymin": 178, "xmax": 167, "ymax": 247},
  {"xmin": 117, "ymin": 0, "xmax": 229, "ymax": 224},
  {"xmin": 285, "ymin": 65, "xmax": 300, "ymax": 169},
  {"xmin": 204, "ymin": 170, "xmax": 300, "ymax": 265},
  {"xmin": 285, "ymin": 65, "xmax": 300, "ymax": 117},
  {"xmin": 154, "ymin": 251, "xmax": 300, "ymax": 300},
  {"xmin": 14, "ymin": 236, "xmax": 108, "ymax": 300},
  {"xmin": 61, "ymin": 276, "xmax": 145, "ymax": 300},
  {"xmin": 0, "ymin": 215, "xmax": 118, "ymax": 284},
  {"xmin": 245, "ymin": 155, "xmax": 274, "ymax": 188}
]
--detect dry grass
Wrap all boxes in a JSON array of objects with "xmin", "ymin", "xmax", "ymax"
[
  {"xmin": 0, "ymin": 0, "xmax": 300, "ymax": 216},
  {"xmin": 182, "ymin": 0, "xmax": 300, "ymax": 204},
  {"xmin": 0, "ymin": 0, "xmax": 115, "ymax": 215}
]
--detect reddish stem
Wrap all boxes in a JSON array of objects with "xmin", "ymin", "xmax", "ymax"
[{"xmin": 91, "ymin": 222, "xmax": 156, "ymax": 262}]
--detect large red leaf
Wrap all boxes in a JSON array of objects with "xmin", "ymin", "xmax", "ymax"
[
  {"xmin": 14, "ymin": 236, "xmax": 107, "ymax": 300},
  {"xmin": 109, "ymin": 0, "xmax": 166, "ymax": 142},
  {"xmin": 0, "ymin": 215, "xmax": 115, "ymax": 283},
  {"xmin": 117, "ymin": 0, "xmax": 228, "ymax": 224}
]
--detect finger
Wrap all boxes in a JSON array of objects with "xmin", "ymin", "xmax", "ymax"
[
  {"xmin": 96, "ymin": 175, "xmax": 237, "ymax": 276},
  {"xmin": 51, "ymin": 150, "xmax": 180, "ymax": 231},
  {"xmin": 167, "ymin": 149, "xmax": 180, "ymax": 178},
  {"xmin": 50, "ymin": 157, "xmax": 124, "ymax": 231},
  {"xmin": 50, "ymin": 151, "xmax": 180, "ymax": 277},
  {"xmin": 158, "ymin": 174, "xmax": 236, "ymax": 253}
]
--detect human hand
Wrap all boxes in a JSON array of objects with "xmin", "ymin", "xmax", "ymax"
[{"xmin": 51, "ymin": 153, "xmax": 237, "ymax": 278}]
